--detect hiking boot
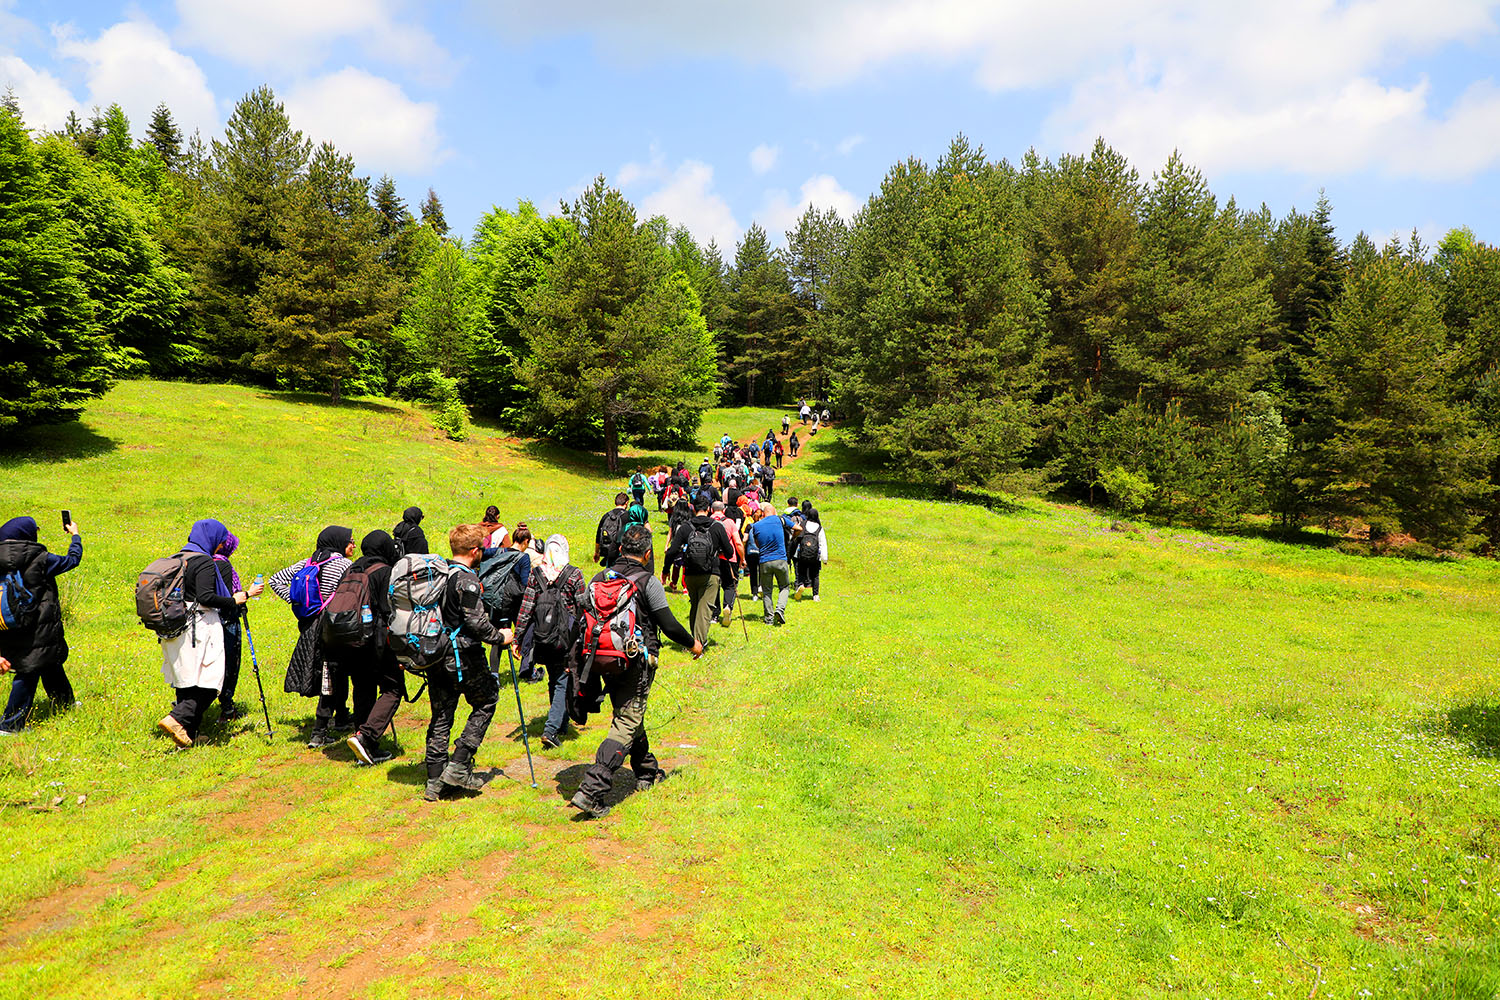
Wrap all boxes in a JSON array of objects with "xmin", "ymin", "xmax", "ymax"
[
  {"xmin": 795, "ymin": 585, "xmax": 805, "ymax": 600},
  {"xmin": 570, "ymin": 789, "xmax": 611, "ymax": 819},
  {"xmin": 218, "ymin": 702, "xmax": 246, "ymax": 722},
  {"xmin": 423, "ymin": 777, "xmax": 445, "ymax": 802},
  {"xmin": 774, "ymin": 609, "xmax": 786, "ymax": 626},
  {"xmin": 157, "ymin": 715, "xmax": 193, "ymax": 748},
  {"xmin": 763, "ymin": 615, "xmax": 774, "ymax": 625},
  {"xmin": 440, "ymin": 760, "xmax": 485, "ymax": 792},
  {"xmin": 540, "ymin": 732, "xmax": 561, "ymax": 750},
  {"xmin": 635, "ymin": 770, "xmax": 669, "ymax": 792},
  {"xmin": 306, "ymin": 728, "xmax": 337, "ymax": 749}
]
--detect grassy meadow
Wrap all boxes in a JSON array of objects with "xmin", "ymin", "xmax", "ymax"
[{"xmin": 1, "ymin": 380, "xmax": 1498, "ymax": 999}]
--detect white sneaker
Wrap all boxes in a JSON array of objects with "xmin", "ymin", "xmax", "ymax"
[{"xmin": 813, "ymin": 595, "xmax": 821, "ymax": 602}]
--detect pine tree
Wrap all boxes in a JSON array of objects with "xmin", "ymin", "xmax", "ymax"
[
  {"xmin": 191, "ymin": 86, "xmax": 311, "ymax": 369},
  {"xmin": 1, "ymin": 88, "xmax": 20, "ymax": 121},
  {"xmin": 252, "ymin": 142, "xmax": 398, "ymax": 401},
  {"xmin": 519, "ymin": 176, "xmax": 718, "ymax": 470},
  {"xmin": 372, "ymin": 174, "xmax": 418, "ymax": 280},
  {"xmin": 833, "ymin": 135, "xmax": 1049, "ymax": 491},
  {"xmin": 146, "ymin": 103, "xmax": 183, "ymax": 171},
  {"xmin": 782, "ymin": 205, "xmax": 849, "ymax": 399},
  {"xmin": 420, "ymin": 187, "xmax": 448, "ymax": 236},
  {"xmin": 1308, "ymin": 242, "xmax": 1490, "ymax": 545},
  {"xmin": 727, "ymin": 223, "xmax": 794, "ymax": 405}
]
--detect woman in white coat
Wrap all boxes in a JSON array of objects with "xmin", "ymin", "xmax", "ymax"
[{"xmin": 157, "ymin": 519, "xmax": 262, "ymax": 747}]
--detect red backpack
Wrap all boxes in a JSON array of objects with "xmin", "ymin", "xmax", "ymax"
[{"xmin": 579, "ymin": 571, "xmax": 641, "ymax": 677}]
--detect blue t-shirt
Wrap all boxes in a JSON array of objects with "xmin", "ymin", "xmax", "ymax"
[{"xmin": 750, "ymin": 516, "xmax": 790, "ymax": 562}]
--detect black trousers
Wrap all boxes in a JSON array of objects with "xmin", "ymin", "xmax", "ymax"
[
  {"xmin": 219, "ymin": 618, "xmax": 242, "ymax": 706},
  {"xmin": 796, "ymin": 557, "xmax": 821, "ymax": 596},
  {"xmin": 353, "ymin": 647, "xmax": 406, "ymax": 747},
  {"xmin": 424, "ymin": 655, "xmax": 499, "ymax": 779},
  {"xmin": 169, "ymin": 686, "xmax": 217, "ymax": 740}
]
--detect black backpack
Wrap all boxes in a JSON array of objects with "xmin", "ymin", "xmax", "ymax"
[
  {"xmin": 684, "ymin": 521, "xmax": 717, "ymax": 574},
  {"xmin": 320, "ymin": 565, "xmax": 380, "ymax": 648},
  {"xmin": 532, "ymin": 571, "xmax": 574, "ymax": 653},
  {"xmin": 797, "ymin": 523, "xmax": 822, "ymax": 560},
  {"xmin": 597, "ymin": 507, "xmax": 629, "ymax": 564}
]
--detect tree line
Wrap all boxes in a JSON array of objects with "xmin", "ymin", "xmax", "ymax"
[{"xmin": 4, "ymin": 87, "xmax": 1499, "ymax": 550}]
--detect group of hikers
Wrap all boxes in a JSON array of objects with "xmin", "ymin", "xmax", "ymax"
[{"xmin": 0, "ymin": 418, "xmax": 832, "ymax": 820}]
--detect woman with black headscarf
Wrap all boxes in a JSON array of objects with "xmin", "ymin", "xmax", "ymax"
[
  {"xmin": 794, "ymin": 503, "xmax": 828, "ymax": 603},
  {"xmin": 393, "ymin": 506, "xmax": 428, "ymax": 555},
  {"xmin": 344, "ymin": 530, "xmax": 407, "ymax": 765},
  {"xmin": 157, "ymin": 519, "xmax": 263, "ymax": 747},
  {"xmin": 269, "ymin": 525, "xmax": 356, "ymax": 746},
  {"xmin": 0, "ymin": 515, "xmax": 83, "ymax": 734}
]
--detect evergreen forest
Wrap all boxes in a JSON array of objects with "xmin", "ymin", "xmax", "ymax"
[{"xmin": 6, "ymin": 87, "xmax": 1500, "ymax": 552}]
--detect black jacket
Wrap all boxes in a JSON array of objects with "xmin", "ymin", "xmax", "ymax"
[
  {"xmin": 0, "ymin": 535, "xmax": 81, "ymax": 673},
  {"xmin": 666, "ymin": 515, "xmax": 734, "ymax": 575}
]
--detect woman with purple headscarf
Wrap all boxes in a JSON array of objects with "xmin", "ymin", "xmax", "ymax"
[{"xmin": 157, "ymin": 519, "xmax": 263, "ymax": 748}]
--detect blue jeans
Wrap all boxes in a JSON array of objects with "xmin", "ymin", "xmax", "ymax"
[
  {"xmin": 1, "ymin": 663, "xmax": 74, "ymax": 732},
  {"xmin": 541, "ymin": 652, "xmax": 572, "ymax": 738}
]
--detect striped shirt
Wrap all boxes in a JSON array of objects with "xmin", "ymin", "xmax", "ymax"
[{"xmin": 268, "ymin": 555, "xmax": 352, "ymax": 615}]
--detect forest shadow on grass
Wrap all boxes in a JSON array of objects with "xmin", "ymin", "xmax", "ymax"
[
  {"xmin": 517, "ymin": 439, "xmax": 702, "ymax": 483},
  {"xmin": 1430, "ymin": 696, "xmax": 1500, "ymax": 759},
  {"xmin": 0, "ymin": 420, "xmax": 120, "ymax": 466},
  {"xmin": 254, "ymin": 391, "xmax": 405, "ymax": 415},
  {"xmin": 797, "ymin": 435, "xmax": 1023, "ymax": 515}
]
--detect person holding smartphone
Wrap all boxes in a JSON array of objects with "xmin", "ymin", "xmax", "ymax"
[{"xmin": 0, "ymin": 513, "xmax": 83, "ymax": 734}]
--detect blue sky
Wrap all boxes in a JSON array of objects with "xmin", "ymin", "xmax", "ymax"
[{"xmin": 5, "ymin": 1, "xmax": 1500, "ymax": 251}]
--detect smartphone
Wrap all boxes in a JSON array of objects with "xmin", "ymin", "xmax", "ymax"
[{"xmin": 61, "ymin": 510, "xmax": 71, "ymax": 532}]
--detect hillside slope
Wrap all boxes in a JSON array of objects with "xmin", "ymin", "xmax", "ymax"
[{"xmin": 2, "ymin": 380, "xmax": 1498, "ymax": 999}]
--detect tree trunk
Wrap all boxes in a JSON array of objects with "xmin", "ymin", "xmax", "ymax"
[
  {"xmin": 330, "ymin": 376, "xmax": 342, "ymax": 403},
  {"xmin": 603, "ymin": 409, "xmax": 619, "ymax": 473}
]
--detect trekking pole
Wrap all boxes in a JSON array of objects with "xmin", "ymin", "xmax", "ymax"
[
  {"xmin": 504, "ymin": 643, "xmax": 538, "ymax": 788},
  {"xmin": 241, "ymin": 609, "xmax": 274, "ymax": 741}
]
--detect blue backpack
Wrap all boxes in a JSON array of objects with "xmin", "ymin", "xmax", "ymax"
[
  {"xmin": 289, "ymin": 556, "xmax": 334, "ymax": 620},
  {"xmin": 0, "ymin": 569, "xmax": 38, "ymax": 632}
]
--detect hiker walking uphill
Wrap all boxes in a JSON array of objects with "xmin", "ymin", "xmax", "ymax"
[
  {"xmin": 570, "ymin": 524, "xmax": 702, "ymax": 820},
  {"xmin": 750, "ymin": 502, "xmax": 801, "ymax": 626},
  {"xmin": 153, "ymin": 520, "xmax": 264, "ymax": 747},
  {"xmin": 629, "ymin": 468, "xmax": 648, "ymax": 508},
  {"xmin": 665, "ymin": 494, "xmax": 736, "ymax": 647},
  {"xmin": 270, "ymin": 525, "xmax": 356, "ymax": 747},
  {"xmin": 505, "ymin": 534, "xmax": 585, "ymax": 750},
  {"xmin": 393, "ymin": 506, "xmax": 428, "ymax": 556},
  {"xmin": 594, "ymin": 493, "xmax": 631, "ymax": 567},
  {"xmin": 421, "ymin": 524, "xmax": 506, "ymax": 801},
  {"xmin": 794, "ymin": 505, "xmax": 829, "ymax": 602},
  {"xmin": 322, "ymin": 530, "xmax": 404, "ymax": 766},
  {"xmin": 0, "ymin": 516, "xmax": 83, "ymax": 734}
]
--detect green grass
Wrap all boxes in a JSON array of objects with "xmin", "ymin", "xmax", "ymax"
[{"xmin": 2, "ymin": 380, "xmax": 1499, "ymax": 998}]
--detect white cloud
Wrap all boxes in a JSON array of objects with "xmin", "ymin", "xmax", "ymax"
[
  {"xmin": 283, "ymin": 67, "xmax": 450, "ymax": 173},
  {"xmin": 0, "ymin": 55, "xmax": 78, "ymax": 131},
  {"xmin": 749, "ymin": 142, "xmax": 779, "ymax": 174},
  {"xmin": 637, "ymin": 159, "xmax": 741, "ymax": 248},
  {"xmin": 835, "ymin": 134, "xmax": 865, "ymax": 155},
  {"xmin": 175, "ymin": 0, "xmax": 447, "ymax": 76},
  {"xmin": 760, "ymin": 173, "xmax": 860, "ymax": 239},
  {"xmin": 55, "ymin": 19, "xmax": 218, "ymax": 138},
  {"xmin": 483, "ymin": 0, "xmax": 1500, "ymax": 178}
]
